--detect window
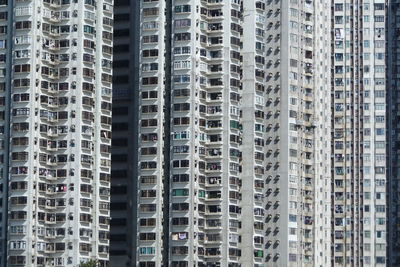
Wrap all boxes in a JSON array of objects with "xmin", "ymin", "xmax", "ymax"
[
  {"xmin": 173, "ymin": 75, "xmax": 190, "ymax": 83},
  {"xmin": 175, "ymin": 5, "xmax": 191, "ymax": 13},
  {"xmin": 142, "ymin": 49, "xmax": 158, "ymax": 57},
  {"xmin": 141, "ymin": 147, "xmax": 157, "ymax": 155},
  {"xmin": 140, "ymin": 161, "xmax": 157, "ymax": 169},
  {"xmin": 143, "ymin": 35, "xmax": 158, "ymax": 43},
  {"xmin": 143, "ymin": 8, "xmax": 159, "ymax": 16},
  {"xmin": 171, "ymin": 217, "xmax": 189, "ymax": 226},
  {"xmin": 139, "ymin": 233, "xmax": 156, "ymax": 241},
  {"xmin": 289, "ymin": 254, "xmax": 297, "ymax": 262},
  {"xmin": 173, "ymin": 117, "xmax": 190, "ymax": 125},
  {"xmin": 142, "ymin": 63, "xmax": 158, "ymax": 72},
  {"xmin": 375, "ymin": 90, "xmax": 385, "ymax": 98},
  {"xmin": 172, "ymin": 131, "xmax": 190, "ymax": 140},
  {"xmin": 171, "ymin": 203, "xmax": 189, "ymax": 211},
  {"xmin": 141, "ymin": 133, "xmax": 158, "ymax": 142},
  {"xmin": 143, "ymin": 21, "xmax": 159, "ymax": 30},
  {"xmin": 376, "ymin": 116, "xmax": 385, "ymax": 123},
  {"xmin": 173, "ymin": 46, "xmax": 191, "ymax": 55},
  {"xmin": 335, "ymin": 3, "xmax": 343, "ymax": 11},
  {"xmin": 174, "ymin": 33, "xmax": 191, "ymax": 41},
  {"xmin": 289, "ymin": 228, "xmax": 296, "ymax": 235},
  {"xmin": 376, "ymin": 205, "xmax": 385, "ymax": 213},
  {"xmin": 375, "ymin": 230, "xmax": 384, "ymax": 240},
  {"xmin": 172, "ymin": 160, "xmax": 189, "ymax": 168},
  {"xmin": 139, "ymin": 218, "xmax": 156, "ymax": 227},
  {"xmin": 172, "ymin": 189, "xmax": 189, "ymax": 197},
  {"xmin": 15, "ymin": 21, "xmax": 31, "ymax": 30},
  {"xmin": 13, "ymin": 108, "xmax": 30, "ymax": 116},
  {"xmin": 13, "ymin": 93, "xmax": 29, "ymax": 102},
  {"xmin": 141, "ymin": 119, "xmax": 158, "ymax": 127},
  {"xmin": 142, "ymin": 91, "xmax": 158, "ymax": 99},
  {"xmin": 376, "ymin": 179, "xmax": 385, "ymax": 186},
  {"xmin": 289, "ymin": 162, "xmax": 297, "ymax": 170},
  {"xmin": 172, "ymin": 174, "xmax": 189, "ymax": 183},
  {"xmin": 84, "ymin": 10, "xmax": 96, "ymax": 20},
  {"xmin": 375, "ymin": 244, "xmax": 385, "ymax": 251},
  {"xmin": 140, "ymin": 204, "xmax": 156, "ymax": 212},
  {"xmin": 289, "ymin": 214, "xmax": 297, "ymax": 222},
  {"xmin": 174, "ymin": 19, "xmax": 191, "ymax": 28},
  {"xmin": 174, "ymin": 60, "xmax": 191, "ymax": 70},
  {"xmin": 142, "ymin": 105, "xmax": 158, "ymax": 113},
  {"xmin": 376, "ymin": 257, "xmax": 386, "ymax": 264},
  {"xmin": 173, "ymin": 145, "xmax": 189, "ymax": 153},
  {"xmin": 10, "ymin": 225, "xmax": 26, "ymax": 234},
  {"xmin": 9, "ymin": 256, "xmax": 26, "ymax": 265},
  {"xmin": 289, "ymin": 188, "xmax": 297, "ymax": 196},
  {"xmin": 376, "ymin": 128, "xmax": 385, "ymax": 135},
  {"xmin": 83, "ymin": 25, "xmax": 95, "ymax": 34},
  {"xmin": 375, "ymin": 65, "xmax": 385, "ymax": 72},
  {"xmin": 0, "ymin": 11, "xmax": 6, "ymax": 20},
  {"xmin": 14, "ymin": 64, "xmax": 30, "ymax": 73},
  {"xmin": 14, "ymin": 49, "xmax": 30, "ymax": 59},
  {"xmin": 375, "ymin": 141, "xmax": 385, "ymax": 148},
  {"xmin": 142, "ymin": 77, "xmax": 158, "ymax": 85}
]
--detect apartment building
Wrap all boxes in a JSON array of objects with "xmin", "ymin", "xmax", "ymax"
[
  {"xmin": 388, "ymin": 1, "xmax": 400, "ymax": 266},
  {"xmin": 109, "ymin": 0, "xmax": 140, "ymax": 265},
  {"xmin": 331, "ymin": 1, "xmax": 387, "ymax": 266},
  {"xmin": 0, "ymin": 0, "xmax": 113, "ymax": 265},
  {"xmin": 269, "ymin": 0, "xmax": 332, "ymax": 266},
  {"xmin": 133, "ymin": 0, "xmax": 331, "ymax": 266}
]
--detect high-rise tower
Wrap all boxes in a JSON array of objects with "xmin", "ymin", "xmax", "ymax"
[
  {"xmin": 388, "ymin": 1, "xmax": 400, "ymax": 266},
  {"xmin": 0, "ymin": 0, "xmax": 113, "ymax": 265},
  {"xmin": 109, "ymin": 0, "xmax": 140, "ymax": 265},
  {"xmin": 133, "ymin": 0, "xmax": 332, "ymax": 266},
  {"xmin": 266, "ymin": 0, "xmax": 332, "ymax": 265},
  {"xmin": 331, "ymin": 1, "xmax": 387, "ymax": 266}
]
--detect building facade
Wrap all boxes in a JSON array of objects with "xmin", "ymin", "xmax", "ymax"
[
  {"xmin": 261, "ymin": 0, "xmax": 332, "ymax": 266},
  {"xmin": 134, "ymin": 0, "xmax": 331, "ymax": 266},
  {"xmin": 331, "ymin": 1, "xmax": 387, "ymax": 266},
  {"xmin": 388, "ymin": 1, "xmax": 400, "ymax": 266},
  {"xmin": 0, "ymin": 0, "xmax": 113, "ymax": 265},
  {"xmin": 109, "ymin": 0, "xmax": 140, "ymax": 265}
]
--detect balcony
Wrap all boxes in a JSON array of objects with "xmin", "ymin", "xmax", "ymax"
[
  {"xmin": 206, "ymin": 176, "xmax": 221, "ymax": 188},
  {"xmin": 205, "ymin": 219, "xmax": 222, "ymax": 229},
  {"xmin": 205, "ymin": 162, "xmax": 222, "ymax": 173},
  {"xmin": 202, "ymin": 0, "xmax": 224, "ymax": 6},
  {"xmin": 205, "ymin": 234, "xmax": 222, "ymax": 244},
  {"xmin": 208, "ymin": 78, "xmax": 223, "ymax": 88},
  {"xmin": 45, "ymin": 243, "xmax": 56, "ymax": 253},
  {"xmin": 42, "ymin": 54, "xmax": 60, "ymax": 66},
  {"xmin": 206, "ymin": 191, "xmax": 221, "ymax": 202},
  {"xmin": 171, "ymin": 246, "xmax": 189, "ymax": 256},
  {"xmin": 206, "ymin": 149, "xmax": 222, "ymax": 159},
  {"xmin": 206, "ymin": 205, "xmax": 222, "ymax": 215},
  {"xmin": 208, "ymin": 92, "xmax": 223, "ymax": 102},
  {"xmin": 205, "ymin": 248, "xmax": 222, "ymax": 258},
  {"xmin": 43, "ymin": 0, "xmax": 61, "ymax": 8},
  {"xmin": 44, "ymin": 214, "xmax": 59, "ymax": 225},
  {"xmin": 207, "ymin": 120, "xmax": 222, "ymax": 130},
  {"xmin": 207, "ymin": 23, "xmax": 223, "ymax": 33}
]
